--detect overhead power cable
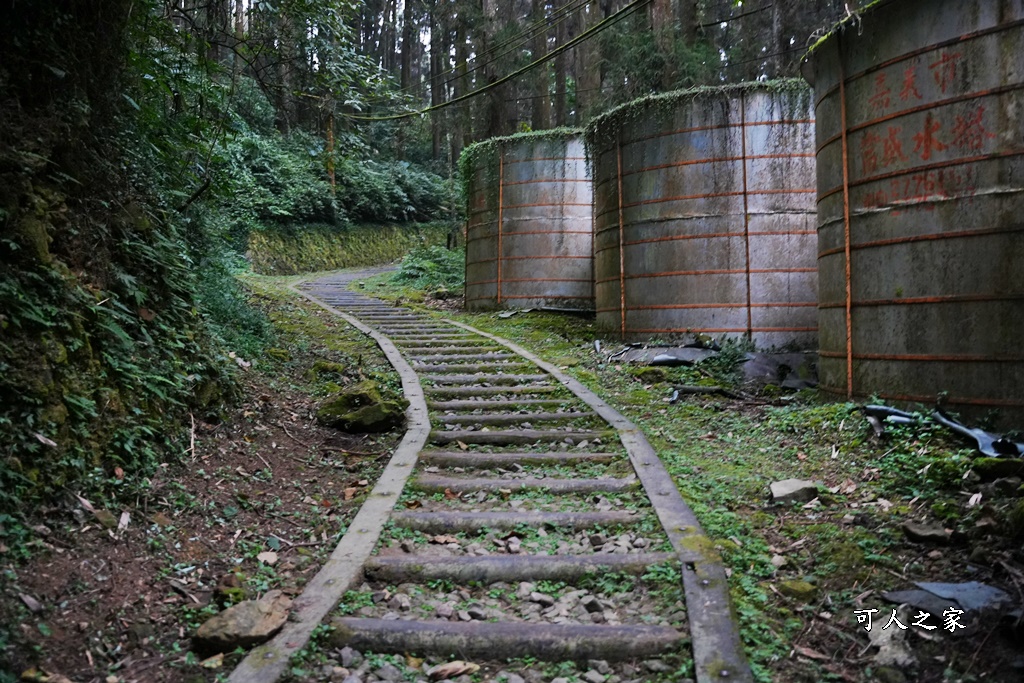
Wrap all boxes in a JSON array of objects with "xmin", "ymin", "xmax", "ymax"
[
  {"xmin": 699, "ymin": 2, "xmax": 773, "ymax": 28},
  {"xmin": 437, "ymin": 0, "xmax": 590, "ymax": 95},
  {"xmin": 374, "ymin": 0, "xmax": 593, "ymax": 101},
  {"xmin": 346, "ymin": 0, "xmax": 653, "ymax": 121}
]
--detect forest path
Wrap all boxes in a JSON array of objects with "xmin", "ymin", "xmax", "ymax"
[{"xmin": 229, "ymin": 268, "xmax": 751, "ymax": 683}]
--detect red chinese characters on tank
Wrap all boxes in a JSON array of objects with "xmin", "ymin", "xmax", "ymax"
[{"xmin": 856, "ymin": 50, "xmax": 998, "ymax": 211}]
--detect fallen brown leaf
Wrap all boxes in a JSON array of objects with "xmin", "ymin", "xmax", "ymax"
[
  {"xmin": 430, "ymin": 534, "xmax": 459, "ymax": 544},
  {"xmin": 427, "ymin": 661, "xmax": 480, "ymax": 681},
  {"xmin": 793, "ymin": 645, "xmax": 831, "ymax": 661},
  {"xmin": 443, "ymin": 488, "xmax": 459, "ymax": 500},
  {"xmin": 200, "ymin": 653, "xmax": 224, "ymax": 669}
]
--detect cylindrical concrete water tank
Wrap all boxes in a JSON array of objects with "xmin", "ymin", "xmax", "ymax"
[
  {"xmin": 585, "ymin": 82, "xmax": 818, "ymax": 349},
  {"xmin": 803, "ymin": 0, "xmax": 1024, "ymax": 425},
  {"xmin": 462, "ymin": 131, "xmax": 593, "ymax": 311}
]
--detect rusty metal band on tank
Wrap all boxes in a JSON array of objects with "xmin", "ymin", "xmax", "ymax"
[
  {"xmin": 585, "ymin": 81, "xmax": 819, "ymax": 349},
  {"xmin": 802, "ymin": 0, "xmax": 1024, "ymax": 425},
  {"xmin": 463, "ymin": 132, "xmax": 594, "ymax": 311}
]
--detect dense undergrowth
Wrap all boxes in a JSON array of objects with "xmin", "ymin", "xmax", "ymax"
[{"xmin": 0, "ymin": 2, "xmax": 451, "ymax": 547}]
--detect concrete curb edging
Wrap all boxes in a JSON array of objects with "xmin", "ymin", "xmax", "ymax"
[{"xmin": 226, "ymin": 282, "xmax": 431, "ymax": 683}]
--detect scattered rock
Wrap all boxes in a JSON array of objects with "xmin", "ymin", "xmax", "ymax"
[
  {"xmin": 93, "ymin": 509, "xmax": 119, "ymax": 529},
  {"xmin": 306, "ymin": 360, "xmax": 347, "ymax": 382},
  {"xmin": 265, "ymin": 347, "xmax": 291, "ymax": 362},
  {"xmin": 868, "ymin": 605, "xmax": 917, "ymax": 668},
  {"xmin": 388, "ymin": 593, "xmax": 412, "ymax": 611},
  {"xmin": 18, "ymin": 593, "xmax": 43, "ymax": 614},
  {"xmin": 643, "ymin": 660, "xmax": 673, "ymax": 673},
  {"xmin": 339, "ymin": 647, "xmax": 362, "ymax": 668},
  {"xmin": 741, "ymin": 352, "xmax": 817, "ymax": 388},
  {"xmin": 581, "ymin": 595, "xmax": 603, "ymax": 614},
  {"xmin": 872, "ymin": 666, "xmax": 908, "ymax": 683},
  {"xmin": 193, "ymin": 590, "xmax": 291, "ymax": 651},
  {"xmin": 151, "ymin": 512, "xmax": 174, "ymax": 527},
  {"xmin": 992, "ymin": 477, "xmax": 1022, "ymax": 495},
  {"xmin": 901, "ymin": 521, "xmax": 951, "ymax": 545},
  {"xmin": 634, "ymin": 367, "xmax": 667, "ymax": 384},
  {"xmin": 582, "ymin": 671, "xmax": 606, "ymax": 683},
  {"xmin": 778, "ymin": 580, "xmax": 818, "ymax": 602},
  {"xmin": 770, "ymin": 479, "xmax": 819, "ymax": 504},
  {"xmin": 770, "ymin": 554, "xmax": 787, "ymax": 569},
  {"xmin": 374, "ymin": 663, "xmax": 404, "ymax": 682},
  {"xmin": 971, "ymin": 457, "xmax": 1024, "ymax": 481},
  {"xmin": 316, "ymin": 380, "xmax": 408, "ymax": 433},
  {"xmin": 1008, "ymin": 499, "xmax": 1024, "ymax": 539},
  {"xmin": 529, "ymin": 592, "xmax": 555, "ymax": 607}
]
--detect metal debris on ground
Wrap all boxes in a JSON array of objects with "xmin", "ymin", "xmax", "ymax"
[{"xmin": 862, "ymin": 405, "xmax": 1023, "ymax": 457}]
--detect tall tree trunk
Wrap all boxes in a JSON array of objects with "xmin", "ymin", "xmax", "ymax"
[
  {"xmin": 530, "ymin": 0, "xmax": 550, "ymax": 131},
  {"xmin": 401, "ymin": 0, "xmax": 415, "ymax": 90},
  {"xmin": 650, "ymin": 0, "xmax": 678, "ymax": 89},
  {"xmin": 452, "ymin": 7, "xmax": 470, "ymax": 160},
  {"xmin": 769, "ymin": 0, "xmax": 784, "ymax": 77},
  {"xmin": 553, "ymin": 0, "xmax": 568, "ymax": 127},
  {"xmin": 382, "ymin": 0, "xmax": 395, "ymax": 72},
  {"xmin": 232, "ymin": 0, "xmax": 245, "ymax": 82},
  {"xmin": 575, "ymin": 0, "xmax": 601, "ymax": 123},
  {"xmin": 679, "ymin": 0, "xmax": 697, "ymax": 45},
  {"xmin": 429, "ymin": 2, "xmax": 443, "ymax": 159},
  {"xmin": 275, "ymin": 10, "xmax": 294, "ymax": 134},
  {"xmin": 482, "ymin": 0, "xmax": 505, "ymax": 138}
]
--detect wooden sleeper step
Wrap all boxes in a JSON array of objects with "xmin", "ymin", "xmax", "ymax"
[
  {"xmin": 364, "ymin": 552, "xmax": 675, "ymax": 583},
  {"xmin": 328, "ymin": 618, "xmax": 683, "ymax": 663},
  {"xmin": 389, "ymin": 510, "xmax": 642, "ymax": 533},
  {"xmin": 411, "ymin": 474, "xmax": 638, "ymax": 494}
]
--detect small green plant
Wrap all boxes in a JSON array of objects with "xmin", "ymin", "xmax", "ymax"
[{"xmin": 391, "ymin": 245, "xmax": 465, "ymax": 291}]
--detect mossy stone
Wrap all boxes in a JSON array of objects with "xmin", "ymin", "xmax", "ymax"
[
  {"xmin": 972, "ymin": 458, "xmax": 1024, "ymax": 480},
  {"xmin": 1006, "ymin": 499, "xmax": 1024, "ymax": 540},
  {"xmin": 316, "ymin": 380, "xmax": 408, "ymax": 432},
  {"xmin": 94, "ymin": 510, "xmax": 119, "ymax": 529},
  {"xmin": 872, "ymin": 666, "xmax": 907, "ymax": 683},
  {"xmin": 634, "ymin": 367, "xmax": 667, "ymax": 384},
  {"xmin": 265, "ymin": 347, "xmax": 290, "ymax": 362},
  {"xmin": 778, "ymin": 579, "xmax": 818, "ymax": 602},
  {"xmin": 40, "ymin": 402, "xmax": 68, "ymax": 426},
  {"xmin": 14, "ymin": 215, "xmax": 53, "ymax": 263},
  {"xmin": 305, "ymin": 360, "xmax": 346, "ymax": 382}
]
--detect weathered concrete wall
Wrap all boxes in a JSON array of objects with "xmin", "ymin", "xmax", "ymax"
[
  {"xmin": 588, "ymin": 83, "xmax": 818, "ymax": 349},
  {"xmin": 464, "ymin": 134, "xmax": 594, "ymax": 311},
  {"xmin": 804, "ymin": 0, "xmax": 1024, "ymax": 425}
]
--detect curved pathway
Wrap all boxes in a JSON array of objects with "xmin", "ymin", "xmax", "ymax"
[{"xmin": 229, "ymin": 269, "xmax": 751, "ymax": 683}]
